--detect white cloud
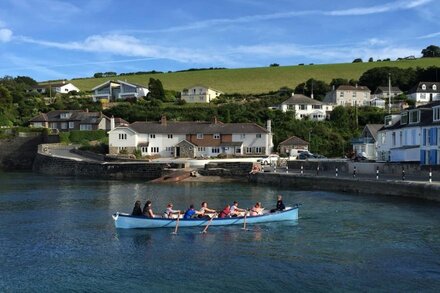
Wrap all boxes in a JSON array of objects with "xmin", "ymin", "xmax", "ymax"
[
  {"xmin": 0, "ymin": 28, "xmax": 13, "ymax": 42},
  {"xmin": 417, "ymin": 31, "xmax": 440, "ymax": 39},
  {"xmin": 120, "ymin": 0, "xmax": 432, "ymax": 34}
]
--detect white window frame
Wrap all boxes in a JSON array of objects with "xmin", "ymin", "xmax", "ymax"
[
  {"xmin": 256, "ymin": 133, "xmax": 262, "ymax": 138},
  {"xmin": 197, "ymin": 133, "xmax": 203, "ymax": 139},
  {"xmin": 213, "ymin": 133, "xmax": 220, "ymax": 139},
  {"xmin": 167, "ymin": 134, "xmax": 173, "ymax": 139},
  {"xmin": 211, "ymin": 147, "xmax": 220, "ymax": 154},
  {"xmin": 68, "ymin": 122, "xmax": 75, "ymax": 129},
  {"xmin": 150, "ymin": 134, "xmax": 156, "ymax": 139}
]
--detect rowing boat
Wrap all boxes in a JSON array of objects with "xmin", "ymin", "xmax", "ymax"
[{"xmin": 112, "ymin": 205, "xmax": 299, "ymax": 229}]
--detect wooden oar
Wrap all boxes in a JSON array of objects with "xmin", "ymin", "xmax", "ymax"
[
  {"xmin": 242, "ymin": 210, "xmax": 248, "ymax": 230},
  {"xmin": 201, "ymin": 213, "xmax": 216, "ymax": 234},
  {"xmin": 172, "ymin": 212, "xmax": 180, "ymax": 235}
]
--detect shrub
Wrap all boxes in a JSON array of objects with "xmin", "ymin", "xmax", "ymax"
[{"xmin": 69, "ymin": 130, "xmax": 107, "ymax": 143}]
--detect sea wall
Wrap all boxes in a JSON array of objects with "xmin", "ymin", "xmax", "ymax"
[
  {"xmin": 198, "ymin": 162, "xmax": 253, "ymax": 177},
  {"xmin": 249, "ymin": 172, "xmax": 440, "ymax": 202},
  {"xmin": 33, "ymin": 152, "xmax": 167, "ymax": 180},
  {"xmin": 0, "ymin": 134, "xmax": 43, "ymax": 170}
]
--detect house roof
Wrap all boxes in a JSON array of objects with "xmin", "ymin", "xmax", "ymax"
[
  {"xmin": 337, "ymin": 85, "xmax": 370, "ymax": 92},
  {"xmin": 409, "ymin": 82, "xmax": 440, "ymax": 94},
  {"xmin": 29, "ymin": 110, "xmax": 108, "ymax": 124},
  {"xmin": 126, "ymin": 120, "xmax": 269, "ymax": 135},
  {"xmin": 33, "ymin": 82, "xmax": 76, "ymax": 89},
  {"xmin": 279, "ymin": 135, "xmax": 309, "ymax": 146},
  {"xmin": 91, "ymin": 80, "xmax": 148, "ymax": 91},
  {"xmin": 364, "ymin": 124, "xmax": 383, "ymax": 140},
  {"xmin": 114, "ymin": 117, "xmax": 129, "ymax": 126},
  {"xmin": 281, "ymin": 94, "xmax": 324, "ymax": 105},
  {"xmin": 374, "ymin": 86, "xmax": 402, "ymax": 94}
]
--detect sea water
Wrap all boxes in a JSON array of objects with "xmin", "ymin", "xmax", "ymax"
[{"xmin": 1, "ymin": 172, "xmax": 440, "ymax": 292}]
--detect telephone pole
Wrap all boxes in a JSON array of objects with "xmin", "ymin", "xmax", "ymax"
[{"xmin": 388, "ymin": 73, "xmax": 391, "ymax": 114}]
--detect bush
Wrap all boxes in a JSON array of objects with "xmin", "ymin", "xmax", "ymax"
[
  {"xmin": 69, "ymin": 130, "xmax": 107, "ymax": 143},
  {"xmin": 133, "ymin": 149, "xmax": 142, "ymax": 159}
]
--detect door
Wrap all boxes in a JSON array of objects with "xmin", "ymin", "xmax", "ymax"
[{"xmin": 175, "ymin": 147, "xmax": 180, "ymax": 157}]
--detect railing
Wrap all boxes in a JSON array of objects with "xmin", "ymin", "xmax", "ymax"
[{"xmin": 351, "ymin": 137, "xmax": 374, "ymax": 144}]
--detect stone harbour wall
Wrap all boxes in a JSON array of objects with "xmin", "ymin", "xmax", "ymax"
[
  {"xmin": 32, "ymin": 153, "xmax": 167, "ymax": 180},
  {"xmin": 198, "ymin": 162, "xmax": 253, "ymax": 177},
  {"xmin": 249, "ymin": 172, "xmax": 440, "ymax": 202},
  {"xmin": 0, "ymin": 134, "xmax": 43, "ymax": 170}
]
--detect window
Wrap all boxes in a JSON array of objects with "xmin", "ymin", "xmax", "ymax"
[
  {"xmin": 246, "ymin": 147, "xmax": 252, "ymax": 153},
  {"xmin": 433, "ymin": 84, "xmax": 437, "ymax": 91},
  {"xmin": 118, "ymin": 147, "xmax": 127, "ymax": 151},
  {"xmin": 198, "ymin": 147, "xmax": 206, "ymax": 152},
  {"xmin": 60, "ymin": 113, "xmax": 72, "ymax": 119},
  {"xmin": 118, "ymin": 133, "xmax": 127, "ymax": 140},
  {"xmin": 392, "ymin": 132, "xmax": 396, "ymax": 146},
  {"xmin": 61, "ymin": 122, "xmax": 67, "ymax": 129},
  {"xmin": 421, "ymin": 93, "xmax": 426, "ymax": 100},
  {"xmin": 352, "ymin": 92, "xmax": 356, "ymax": 98},
  {"xmin": 312, "ymin": 105, "xmax": 322, "ymax": 109},
  {"xmin": 409, "ymin": 110, "xmax": 420, "ymax": 124},
  {"xmin": 235, "ymin": 148, "xmax": 241, "ymax": 154},
  {"xmin": 400, "ymin": 112, "xmax": 408, "ymax": 125},
  {"xmin": 80, "ymin": 124, "xmax": 92, "ymax": 131},
  {"xmin": 399, "ymin": 131, "xmax": 403, "ymax": 145},
  {"xmin": 211, "ymin": 147, "xmax": 220, "ymax": 154},
  {"xmin": 287, "ymin": 105, "xmax": 294, "ymax": 110},
  {"xmin": 165, "ymin": 147, "xmax": 173, "ymax": 151},
  {"xmin": 150, "ymin": 134, "xmax": 156, "ymax": 139},
  {"xmin": 299, "ymin": 105, "xmax": 306, "ymax": 110},
  {"xmin": 240, "ymin": 134, "xmax": 246, "ymax": 139},
  {"xmin": 255, "ymin": 147, "xmax": 262, "ymax": 153},
  {"xmin": 151, "ymin": 147, "xmax": 159, "ymax": 153},
  {"xmin": 339, "ymin": 92, "xmax": 344, "ymax": 97},
  {"xmin": 256, "ymin": 134, "xmax": 261, "ymax": 138},
  {"xmin": 433, "ymin": 106, "xmax": 440, "ymax": 122},
  {"xmin": 69, "ymin": 122, "xmax": 74, "ymax": 129},
  {"xmin": 141, "ymin": 147, "xmax": 148, "ymax": 153},
  {"xmin": 51, "ymin": 122, "xmax": 58, "ymax": 129},
  {"xmin": 213, "ymin": 133, "xmax": 220, "ymax": 139},
  {"xmin": 197, "ymin": 133, "xmax": 203, "ymax": 139},
  {"xmin": 33, "ymin": 122, "xmax": 43, "ymax": 127},
  {"xmin": 199, "ymin": 96, "xmax": 204, "ymax": 101},
  {"xmin": 167, "ymin": 134, "xmax": 173, "ymax": 139},
  {"xmin": 422, "ymin": 84, "xmax": 426, "ymax": 90}
]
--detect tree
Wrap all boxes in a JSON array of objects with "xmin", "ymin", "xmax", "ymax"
[
  {"xmin": 421, "ymin": 45, "xmax": 440, "ymax": 58},
  {"xmin": 294, "ymin": 79, "xmax": 330, "ymax": 101},
  {"xmin": 93, "ymin": 72, "xmax": 103, "ymax": 78},
  {"xmin": 352, "ymin": 58, "xmax": 363, "ymax": 63},
  {"xmin": 359, "ymin": 66, "xmax": 418, "ymax": 92},
  {"xmin": 148, "ymin": 78, "xmax": 165, "ymax": 101},
  {"xmin": 368, "ymin": 57, "xmax": 374, "ymax": 62},
  {"xmin": 270, "ymin": 63, "xmax": 280, "ymax": 67}
]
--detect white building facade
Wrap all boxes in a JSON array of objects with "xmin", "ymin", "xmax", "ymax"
[
  {"xmin": 276, "ymin": 94, "xmax": 333, "ymax": 121},
  {"xmin": 108, "ymin": 117, "xmax": 273, "ymax": 158},
  {"xmin": 408, "ymin": 82, "xmax": 440, "ymax": 106},
  {"xmin": 180, "ymin": 85, "xmax": 223, "ymax": 103},
  {"xmin": 92, "ymin": 80, "xmax": 149, "ymax": 102},
  {"xmin": 324, "ymin": 85, "xmax": 371, "ymax": 107}
]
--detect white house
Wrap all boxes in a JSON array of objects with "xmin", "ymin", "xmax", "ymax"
[
  {"xmin": 180, "ymin": 85, "xmax": 223, "ymax": 103},
  {"xmin": 369, "ymin": 97, "xmax": 386, "ymax": 108},
  {"xmin": 275, "ymin": 94, "xmax": 333, "ymax": 121},
  {"xmin": 351, "ymin": 124, "xmax": 383, "ymax": 160},
  {"xmin": 324, "ymin": 85, "xmax": 371, "ymax": 107},
  {"xmin": 375, "ymin": 102, "xmax": 440, "ymax": 164},
  {"xmin": 408, "ymin": 82, "xmax": 440, "ymax": 106},
  {"xmin": 108, "ymin": 116, "xmax": 273, "ymax": 158},
  {"xmin": 92, "ymin": 80, "xmax": 149, "ymax": 102},
  {"xmin": 30, "ymin": 81, "xmax": 80, "ymax": 94}
]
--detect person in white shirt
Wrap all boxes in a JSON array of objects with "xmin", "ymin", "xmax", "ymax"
[
  {"xmin": 230, "ymin": 201, "xmax": 246, "ymax": 217},
  {"xmin": 163, "ymin": 202, "xmax": 180, "ymax": 219}
]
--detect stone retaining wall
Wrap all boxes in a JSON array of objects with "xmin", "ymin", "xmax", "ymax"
[
  {"xmin": 0, "ymin": 135, "xmax": 43, "ymax": 170},
  {"xmin": 249, "ymin": 172, "xmax": 440, "ymax": 202},
  {"xmin": 198, "ymin": 162, "xmax": 253, "ymax": 177},
  {"xmin": 33, "ymin": 153, "xmax": 167, "ymax": 180}
]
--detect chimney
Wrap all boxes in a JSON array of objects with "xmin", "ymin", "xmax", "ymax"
[
  {"xmin": 311, "ymin": 92, "xmax": 314, "ymax": 99},
  {"xmin": 110, "ymin": 115, "xmax": 115, "ymax": 130},
  {"xmin": 291, "ymin": 92, "xmax": 295, "ymax": 97},
  {"xmin": 85, "ymin": 108, "xmax": 89, "ymax": 113},
  {"xmin": 161, "ymin": 115, "xmax": 167, "ymax": 126},
  {"xmin": 212, "ymin": 116, "xmax": 218, "ymax": 124},
  {"xmin": 332, "ymin": 85, "xmax": 335, "ymax": 91},
  {"xmin": 266, "ymin": 120, "xmax": 272, "ymax": 133}
]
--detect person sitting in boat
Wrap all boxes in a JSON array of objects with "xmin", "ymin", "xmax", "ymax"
[
  {"xmin": 250, "ymin": 202, "xmax": 264, "ymax": 216},
  {"xmin": 163, "ymin": 202, "xmax": 180, "ymax": 219},
  {"xmin": 131, "ymin": 200, "xmax": 143, "ymax": 216},
  {"xmin": 198, "ymin": 201, "xmax": 216, "ymax": 219},
  {"xmin": 183, "ymin": 204, "xmax": 200, "ymax": 219},
  {"xmin": 142, "ymin": 200, "xmax": 155, "ymax": 218},
  {"xmin": 218, "ymin": 204, "xmax": 231, "ymax": 218},
  {"xmin": 270, "ymin": 195, "xmax": 286, "ymax": 213},
  {"xmin": 230, "ymin": 201, "xmax": 246, "ymax": 217}
]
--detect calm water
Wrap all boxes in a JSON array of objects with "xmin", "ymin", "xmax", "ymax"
[{"xmin": 1, "ymin": 172, "xmax": 440, "ymax": 292}]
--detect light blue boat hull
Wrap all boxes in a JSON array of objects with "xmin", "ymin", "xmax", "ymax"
[{"xmin": 113, "ymin": 206, "xmax": 299, "ymax": 229}]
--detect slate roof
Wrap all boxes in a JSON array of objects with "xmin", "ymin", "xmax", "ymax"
[
  {"xmin": 337, "ymin": 85, "xmax": 370, "ymax": 92},
  {"xmin": 29, "ymin": 110, "xmax": 107, "ymax": 124},
  {"xmin": 409, "ymin": 82, "xmax": 440, "ymax": 94},
  {"xmin": 91, "ymin": 80, "xmax": 148, "ymax": 91},
  {"xmin": 33, "ymin": 82, "xmax": 73, "ymax": 89},
  {"xmin": 374, "ymin": 86, "xmax": 402, "ymax": 94},
  {"xmin": 279, "ymin": 135, "xmax": 308, "ymax": 146},
  {"xmin": 127, "ymin": 120, "xmax": 269, "ymax": 134},
  {"xmin": 281, "ymin": 94, "xmax": 324, "ymax": 105},
  {"xmin": 364, "ymin": 124, "xmax": 383, "ymax": 140}
]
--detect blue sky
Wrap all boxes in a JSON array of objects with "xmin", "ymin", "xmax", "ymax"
[{"xmin": 0, "ymin": 0, "xmax": 439, "ymax": 81}]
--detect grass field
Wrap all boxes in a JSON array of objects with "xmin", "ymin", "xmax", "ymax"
[{"xmin": 64, "ymin": 58, "xmax": 440, "ymax": 94}]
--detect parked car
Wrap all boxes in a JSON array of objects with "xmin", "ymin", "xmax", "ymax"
[
  {"xmin": 297, "ymin": 151, "xmax": 314, "ymax": 160},
  {"xmin": 258, "ymin": 154, "xmax": 280, "ymax": 165}
]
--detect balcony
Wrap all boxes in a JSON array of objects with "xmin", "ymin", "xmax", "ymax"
[{"xmin": 351, "ymin": 137, "xmax": 375, "ymax": 144}]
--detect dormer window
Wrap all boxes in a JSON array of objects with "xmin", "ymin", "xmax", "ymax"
[
  {"xmin": 433, "ymin": 84, "xmax": 437, "ymax": 91},
  {"xmin": 433, "ymin": 106, "xmax": 440, "ymax": 122},
  {"xmin": 384, "ymin": 115, "xmax": 393, "ymax": 126},
  {"xmin": 400, "ymin": 112, "xmax": 408, "ymax": 125},
  {"xmin": 409, "ymin": 110, "xmax": 420, "ymax": 124},
  {"xmin": 421, "ymin": 84, "xmax": 426, "ymax": 90},
  {"xmin": 60, "ymin": 112, "xmax": 72, "ymax": 119}
]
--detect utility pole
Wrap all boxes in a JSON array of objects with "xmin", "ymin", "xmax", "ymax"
[
  {"xmin": 388, "ymin": 73, "xmax": 391, "ymax": 114},
  {"xmin": 311, "ymin": 80, "xmax": 314, "ymax": 99}
]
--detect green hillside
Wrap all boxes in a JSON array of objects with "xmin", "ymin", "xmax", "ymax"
[{"xmin": 65, "ymin": 58, "xmax": 440, "ymax": 94}]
